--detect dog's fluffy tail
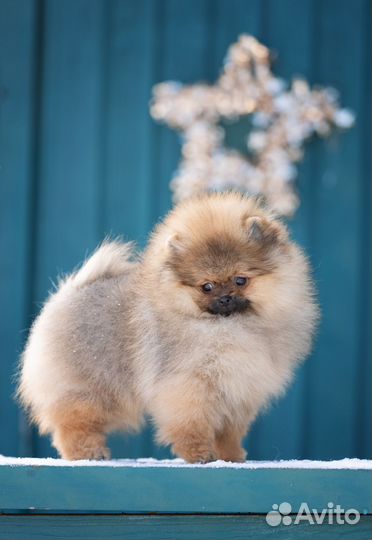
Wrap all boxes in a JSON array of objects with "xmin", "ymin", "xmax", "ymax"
[{"xmin": 63, "ymin": 240, "xmax": 135, "ymax": 289}]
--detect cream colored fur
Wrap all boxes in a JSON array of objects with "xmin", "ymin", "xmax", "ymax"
[{"xmin": 18, "ymin": 193, "xmax": 318, "ymax": 462}]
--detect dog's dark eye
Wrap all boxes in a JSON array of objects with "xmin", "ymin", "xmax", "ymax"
[
  {"xmin": 234, "ymin": 276, "xmax": 248, "ymax": 286},
  {"xmin": 202, "ymin": 282, "xmax": 214, "ymax": 293}
]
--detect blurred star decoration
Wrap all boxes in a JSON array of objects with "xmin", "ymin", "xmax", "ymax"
[{"xmin": 150, "ymin": 35, "xmax": 354, "ymax": 216}]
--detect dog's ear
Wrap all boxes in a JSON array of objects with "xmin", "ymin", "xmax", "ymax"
[
  {"xmin": 245, "ymin": 216, "xmax": 287, "ymax": 245},
  {"xmin": 246, "ymin": 216, "xmax": 266, "ymax": 243},
  {"xmin": 166, "ymin": 234, "xmax": 185, "ymax": 254}
]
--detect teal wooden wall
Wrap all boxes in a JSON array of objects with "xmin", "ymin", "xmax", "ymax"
[{"xmin": 0, "ymin": 0, "xmax": 370, "ymax": 461}]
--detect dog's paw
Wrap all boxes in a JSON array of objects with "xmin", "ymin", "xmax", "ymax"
[
  {"xmin": 218, "ymin": 446, "xmax": 247, "ymax": 463},
  {"xmin": 54, "ymin": 429, "xmax": 111, "ymax": 461},
  {"xmin": 85, "ymin": 446, "xmax": 111, "ymax": 461},
  {"xmin": 63, "ymin": 445, "xmax": 111, "ymax": 461},
  {"xmin": 173, "ymin": 441, "xmax": 217, "ymax": 464}
]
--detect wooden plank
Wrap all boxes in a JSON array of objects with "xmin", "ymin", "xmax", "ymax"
[
  {"xmin": 31, "ymin": 0, "xmax": 107, "ymax": 457},
  {"xmin": 100, "ymin": 0, "xmax": 158, "ymax": 459},
  {"xmin": 213, "ymin": 0, "xmax": 262, "ymax": 68},
  {"xmin": 355, "ymin": 0, "xmax": 371, "ymax": 460},
  {"xmin": 103, "ymin": 0, "xmax": 213, "ymax": 457},
  {"xmin": 0, "ymin": 514, "xmax": 371, "ymax": 540},
  {"xmin": 33, "ymin": 0, "xmax": 106, "ymax": 295},
  {"xmin": 151, "ymin": 0, "xmax": 211, "ymax": 225},
  {"xmin": 102, "ymin": 0, "xmax": 157, "ymax": 245},
  {"xmin": 0, "ymin": 0, "xmax": 38, "ymax": 456},
  {"xmin": 247, "ymin": 0, "xmax": 314, "ymax": 461},
  {"xmin": 0, "ymin": 465, "xmax": 370, "ymax": 513},
  {"xmin": 305, "ymin": 0, "xmax": 368, "ymax": 459}
]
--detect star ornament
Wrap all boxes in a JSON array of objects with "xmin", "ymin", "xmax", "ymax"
[{"xmin": 151, "ymin": 35, "xmax": 354, "ymax": 216}]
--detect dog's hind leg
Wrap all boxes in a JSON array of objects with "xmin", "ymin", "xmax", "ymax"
[{"xmin": 49, "ymin": 399, "xmax": 111, "ymax": 460}]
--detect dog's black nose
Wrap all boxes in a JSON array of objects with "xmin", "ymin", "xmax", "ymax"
[
  {"xmin": 208, "ymin": 295, "xmax": 249, "ymax": 316},
  {"xmin": 218, "ymin": 295, "xmax": 232, "ymax": 306}
]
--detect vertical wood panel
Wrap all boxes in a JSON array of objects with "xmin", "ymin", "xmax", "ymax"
[
  {"xmin": 305, "ymin": 0, "xmax": 367, "ymax": 458},
  {"xmin": 103, "ymin": 0, "xmax": 157, "ymax": 246},
  {"xmin": 102, "ymin": 0, "xmax": 158, "ymax": 458},
  {"xmin": 151, "ymin": 0, "xmax": 211, "ymax": 225},
  {"xmin": 213, "ymin": 0, "xmax": 262, "ymax": 65},
  {"xmin": 33, "ymin": 0, "xmax": 107, "ymax": 456},
  {"xmin": 247, "ymin": 0, "xmax": 314, "ymax": 460},
  {"xmin": 0, "ymin": 0, "xmax": 38, "ymax": 456},
  {"xmin": 356, "ymin": 0, "xmax": 372, "ymax": 459}
]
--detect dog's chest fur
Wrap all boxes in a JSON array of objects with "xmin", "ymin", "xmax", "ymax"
[
  {"xmin": 141, "ymin": 314, "xmax": 290, "ymax": 420},
  {"xmin": 193, "ymin": 318, "xmax": 286, "ymax": 408}
]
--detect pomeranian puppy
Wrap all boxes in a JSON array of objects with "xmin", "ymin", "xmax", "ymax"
[{"xmin": 19, "ymin": 192, "xmax": 318, "ymax": 462}]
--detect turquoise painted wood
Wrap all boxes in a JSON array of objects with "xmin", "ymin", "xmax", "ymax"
[
  {"xmin": 0, "ymin": 463, "xmax": 371, "ymax": 539},
  {"xmin": 0, "ymin": 464, "xmax": 371, "ymax": 513},
  {"xmin": 248, "ymin": 0, "xmax": 313, "ymax": 461},
  {"xmin": 1, "ymin": 515, "xmax": 371, "ymax": 540},
  {"xmin": 0, "ymin": 0, "xmax": 38, "ymax": 458},
  {"xmin": 0, "ymin": 0, "xmax": 370, "ymax": 461}
]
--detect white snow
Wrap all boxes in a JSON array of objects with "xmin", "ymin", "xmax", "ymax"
[{"xmin": 0, "ymin": 455, "xmax": 371, "ymax": 469}]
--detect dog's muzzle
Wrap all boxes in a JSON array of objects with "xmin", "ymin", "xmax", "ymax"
[{"xmin": 208, "ymin": 295, "xmax": 249, "ymax": 317}]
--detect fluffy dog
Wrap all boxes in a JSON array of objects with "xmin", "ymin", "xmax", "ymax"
[{"xmin": 19, "ymin": 192, "xmax": 318, "ymax": 462}]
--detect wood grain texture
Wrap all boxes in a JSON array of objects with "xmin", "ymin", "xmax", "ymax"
[
  {"xmin": 247, "ymin": 0, "xmax": 314, "ymax": 461},
  {"xmin": 0, "ymin": 514, "xmax": 371, "ymax": 540},
  {"xmin": 152, "ymin": 0, "xmax": 211, "ymax": 223},
  {"xmin": 31, "ymin": 0, "xmax": 107, "ymax": 458},
  {"xmin": 101, "ymin": 0, "xmax": 158, "ymax": 460},
  {"xmin": 0, "ymin": 0, "xmax": 38, "ymax": 457},
  {"xmin": 0, "ymin": 465, "xmax": 370, "ymax": 513},
  {"xmin": 356, "ymin": 0, "xmax": 372, "ymax": 461},
  {"xmin": 305, "ymin": 0, "xmax": 369, "ymax": 461}
]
